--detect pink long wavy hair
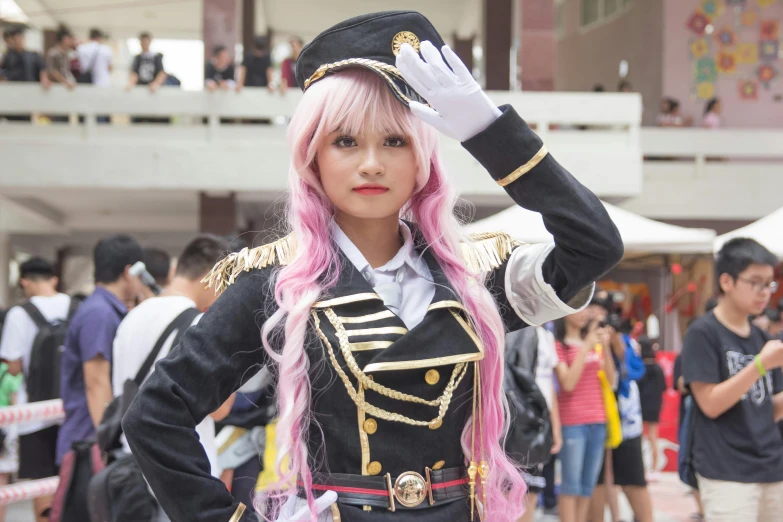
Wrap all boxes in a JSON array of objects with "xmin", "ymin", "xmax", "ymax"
[{"xmin": 258, "ymin": 69, "xmax": 526, "ymax": 521}]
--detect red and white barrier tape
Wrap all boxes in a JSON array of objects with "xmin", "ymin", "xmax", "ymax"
[
  {"xmin": 0, "ymin": 399, "xmax": 64, "ymax": 428},
  {"xmin": 0, "ymin": 477, "xmax": 59, "ymax": 505}
]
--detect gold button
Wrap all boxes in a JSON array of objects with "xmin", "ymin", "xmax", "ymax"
[
  {"xmin": 432, "ymin": 460, "xmax": 446, "ymax": 471},
  {"xmin": 363, "ymin": 418, "xmax": 378, "ymax": 435},
  {"xmin": 425, "ymin": 369, "xmax": 440, "ymax": 385},
  {"xmin": 367, "ymin": 461, "xmax": 382, "ymax": 475},
  {"xmin": 429, "ymin": 419, "xmax": 443, "ymax": 430}
]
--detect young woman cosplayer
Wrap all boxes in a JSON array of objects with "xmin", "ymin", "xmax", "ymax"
[{"xmin": 123, "ymin": 11, "xmax": 623, "ymax": 522}]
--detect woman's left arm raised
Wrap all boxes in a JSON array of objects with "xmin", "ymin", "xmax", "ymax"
[{"xmin": 397, "ymin": 42, "xmax": 623, "ymax": 328}]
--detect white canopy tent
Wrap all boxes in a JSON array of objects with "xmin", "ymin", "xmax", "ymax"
[
  {"xmin": 714, "ymin": 207, "xmax": 783, "ymax": 258},
  {"xmin": 465, "ymin": 202, "xmax": 716, "ymax": 254}
]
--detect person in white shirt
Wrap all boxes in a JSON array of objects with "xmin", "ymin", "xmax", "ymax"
[
  {"xmin": 0, "ymin": 257, "xmax": 71, "ymax": 522},
  {"xmin": 112, "ymin": 235, "xmax": 237, "ymax": 521},
  {"xmin": 77, "ymin": 28, "xmax": 113, "ymax": 88}
]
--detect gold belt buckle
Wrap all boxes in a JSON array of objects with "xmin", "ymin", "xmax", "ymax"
[{"xmin": 391, "ymin": 471, "xmax": 429, "ymax": 509}]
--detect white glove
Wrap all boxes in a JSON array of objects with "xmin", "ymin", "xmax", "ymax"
[
  {"xmin": 276, "ymin": 491, "xmax": 338, "ymax": 521},
  {"xmin": 395, "ymin": 40, "xmax": 502, "ymax": 142}
]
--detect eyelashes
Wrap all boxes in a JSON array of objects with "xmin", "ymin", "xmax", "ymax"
[{"xmin": 331, "ymin": 135, "xmax": 408, "ymax": 148}]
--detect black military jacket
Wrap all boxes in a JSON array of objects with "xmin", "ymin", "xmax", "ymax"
[{"xmin": 123, "ymin": 106, "xmax": 623, "ymax": 522}]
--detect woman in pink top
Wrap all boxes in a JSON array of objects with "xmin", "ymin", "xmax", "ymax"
[
  {"xmin": 703, "ymin": 98, "xmax": 722, "ymax": 129},
  {"xmin": 553, "ymin": 307, "xmax": 616, "ymax": 522}
]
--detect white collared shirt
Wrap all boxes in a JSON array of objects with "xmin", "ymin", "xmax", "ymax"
[
  {"xmin": 330, "ymin": 221, "xmax": 594, "ymax": 330},
  {"xmin": 330, "ymin": 221, "xmax": 434, "ymax": 329}
]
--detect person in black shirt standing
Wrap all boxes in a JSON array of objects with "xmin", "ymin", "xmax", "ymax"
[
  {"xmin": 204, "ymin": 45, "xmax": 235, "ymax": 91},
  {"xmin": 126, "ymin": 32, "xmax": 166, "ymax": 93},
  {"xmin": 236, "ymin": 35, "xmax": 272, "ymax": 92},
  {"xmin": 0, "ymin": 26, "xmax": 50, "ymax": 86},
  {"xmin": 683, "ymin": 238, "xmax": 783, "ymax": 522},
  {"xmin": 0, "ymin": 26, "xmax": 50, "ymax": 122}
]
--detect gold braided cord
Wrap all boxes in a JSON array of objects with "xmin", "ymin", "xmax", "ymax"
[
  {"xmin": 304, "ymin": 58, "xmax": 404, "ymax": 89},
  {"xmin": 202, "ymin": 234, "xmax": 296, "ymax": 293},
  {"xmin": 312, "ymin": 310, "xmax": 468, "ymax": 427},
  {"xmin": 324, "ymin": 308, "xmax": 467, "ymax": 407},
  {"xmin": 460, "ymin": 232, "xmax": 523, "ymax": 273}
]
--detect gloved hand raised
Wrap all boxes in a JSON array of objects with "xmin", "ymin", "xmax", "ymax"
[{"xmin": 395, "ymin": 40, "xmax": 502, "ymax": 142}]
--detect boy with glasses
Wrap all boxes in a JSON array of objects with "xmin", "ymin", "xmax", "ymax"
[{"xmin": 683, "ymin": 237, "xmax": 783, "ymax": 522}]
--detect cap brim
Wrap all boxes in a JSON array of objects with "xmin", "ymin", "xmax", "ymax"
[{"xmin": 304, "ymin": 60, "xmax": 429, "ymax": 107}]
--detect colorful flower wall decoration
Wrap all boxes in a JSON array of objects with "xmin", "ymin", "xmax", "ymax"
[
  {"xmin": 736, "ymin": 42, "xmax": 759, "ymax": 64},
  {"xmin": 687, "ymin": 11, "xmax": 712, "ymax": 35},
  {"xmin": 686, "ymin": 0, "xmax": 781, "ymax": 103},
  {"xmin": 760, "ymin": 40, "xmax": 780, "ymax": 61},
  {"xmin": 717, "ymin": 51, "xmax": 739, "ymax": 73},
  {"xmin": 738, "ymin": 79, "xmax": 759, "ymax": 99},
  {"xmin": 760, "ymin": 20, "xmax": 780, "ymax": 40},
  {"xmin": 697, "ymin": 57, "xmax": 719, "ymax": 82},
  {"xmin": 741, "ymin": 9, "xmax": 759, "ymax": 27},
  {"xmin": 697, "ymin": 82, "xmax": 717, "ymax": 99},
  {"xmin": 757, "ymin": 63, "xmax": 779, "ymax": 87},
  {"xmin": 716, "ymin": 27, "xmax": 737, "ymax": 46},
  {"xmin": 691, "ymin": 39, "xmax": 711, "ymax": 58},
  {"xmin": 701, "ymin": 0, "xmax": 724, "ymax": 17}
]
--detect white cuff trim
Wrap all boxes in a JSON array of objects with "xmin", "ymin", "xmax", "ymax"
[{"xmin": 504, "ymin": 243, "xmax": 595, "ymax": 327}]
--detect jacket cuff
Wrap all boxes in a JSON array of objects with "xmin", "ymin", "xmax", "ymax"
[
  {"xmin": 504, "ymin": 243, "xmax": 595, "ymax": 326},
  {"xmin": 461, "ymin": 105, "xmax": 546, "ymax": 185}
]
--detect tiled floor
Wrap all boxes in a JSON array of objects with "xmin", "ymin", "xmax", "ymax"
[{"xmin": 533, "ymin": 472, "xmax": 698, "ymax": 522}]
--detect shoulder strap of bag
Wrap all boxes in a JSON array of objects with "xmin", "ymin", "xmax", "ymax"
[
  {"xmin": 20, "ymin": 302, "xmax": 49, "ymax": 329},
  {"xmin": 133, "ymin": 307, "xmax": 199, "ymax": 386},
  {"xmin": 85, "ymin": 45, "xmax": 100, "ymax": 73}
]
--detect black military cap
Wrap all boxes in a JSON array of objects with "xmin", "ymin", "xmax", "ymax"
[{"xmin": 295, "ymin": 10, "xmax": 447, "ymax": 106}]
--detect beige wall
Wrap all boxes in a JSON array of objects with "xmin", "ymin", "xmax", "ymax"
[{"xmin": 557, "ymin": 0, "xmax": 664, "ymax": 124}]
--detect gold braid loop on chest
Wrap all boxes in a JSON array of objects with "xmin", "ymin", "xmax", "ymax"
[
  {"xmin": 312, "ymin": 309, "xmax": 469, "ymax": 427},
  {"xmin": 202, "ymin": 234, "xmax": 296, "ymax": 293},
  {"xmin": 460, "ymin": 232, "xmax": 523, "ymax": 273}
]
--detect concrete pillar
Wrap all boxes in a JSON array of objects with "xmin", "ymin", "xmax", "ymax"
[
  {"xmin": 199, "ymin": 192, "xmax": 237, "ymax": 236},
  {"xmin": 452, "ymin": 35, "xmax": 475, "ymax": 76},
  {"xmin": 519, "ymin": 0, "xmax": 557, "ymax": 91},
  {"xmin": 203, "ymin": 0, "xmax": 238, "ymax": 61},
  {"xmin": 0, "ymin": 234, "xmax": 10, "ymax": 308},
  {"xmin": 242, "ymin": 0, "xmax": 255, "ymax": 52},
  {"xmin": 484, "ymin": 0, "xmax": 513, "ymax": 90}
]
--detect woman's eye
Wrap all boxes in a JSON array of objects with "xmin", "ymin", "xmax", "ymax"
[
  {"xmin": 334, "ymin": 136, "xmax": 356, "ymax": 148},
  {"xmin": 385, "ymin": 137, "xmax": 407, "ymax": 147}
]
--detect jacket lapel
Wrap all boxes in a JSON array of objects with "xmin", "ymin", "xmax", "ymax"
[{"xmin": 311, "ymin": 228, "xmax": 484, "ymax": 375}]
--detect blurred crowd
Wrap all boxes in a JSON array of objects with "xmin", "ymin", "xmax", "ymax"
[
  {"xmin": 0, "ymin": 24, "xmax": 305, "ymax": 94},
  {"xmin": 0, "ymin": 233, "xmax": 274, "ymax": 522}
]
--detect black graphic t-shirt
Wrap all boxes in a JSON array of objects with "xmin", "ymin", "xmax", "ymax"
[
  {"xmin": 683, "ymin": 312, "xmax": 783, "ymax": 483},
  {"xmin": 132, "ymin": 52, "xmax": 164, "ymax": 85}
]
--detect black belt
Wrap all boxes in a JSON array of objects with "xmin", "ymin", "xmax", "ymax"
[{"xmin": 298, "ymin": 466, "xmax": 468, "ymax": 511}]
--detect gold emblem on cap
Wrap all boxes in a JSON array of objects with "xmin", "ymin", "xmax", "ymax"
[{"xmin": 392, "ymin": 31, "xmax": 421, "ymax": 56}]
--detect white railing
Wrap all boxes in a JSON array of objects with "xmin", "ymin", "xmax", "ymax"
[
  {"xmin": 0, "ymin": 85, "xmax": 644, "ymax": 200},
  {"xmin": 0, "ymin": 400, "xmax": 64, "ymax": 505},
  {"xmin": 621, "ymin": 128, "xmax": 783, "ymax": 220}
]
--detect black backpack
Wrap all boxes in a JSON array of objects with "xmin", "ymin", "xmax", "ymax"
[
  {"xmin": 503, "ymin": 328, "xmax": 554, "ymax": 468},
  {"xmin": 96, "ymin": 307, "xmax": 200, "ymax": 453},
  {"xmin": 88, "ymin": 307, "xmax": 199, "ymax": 522},
  {"xmin": 21, "ymin": 299, "xmax": 80, "ymax": 403}
]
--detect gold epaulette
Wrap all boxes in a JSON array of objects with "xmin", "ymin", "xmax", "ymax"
[
  {"xmin": 202, "ymin": 234, "xmax": 296, "ymax": 292},
  {"xmin": 460, "ymin": 232, "xmax": 522, "ymax": 273}
]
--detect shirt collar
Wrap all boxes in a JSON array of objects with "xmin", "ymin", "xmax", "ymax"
[
  {"xmin": 329, "ymin": 220, "xmax": 430, "ymax": 280},
  {"xmin": 93, "ymin": 286, "xmax": 128, "ymax": 316}
]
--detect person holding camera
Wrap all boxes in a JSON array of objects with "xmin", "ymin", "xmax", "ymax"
[{"xmin": 553, "ymin": 308, "xmax": 616, "ymax": 522}]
